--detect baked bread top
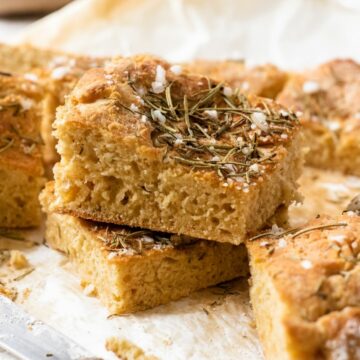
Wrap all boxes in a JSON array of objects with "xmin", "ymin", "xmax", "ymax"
[
  {"xmin": 58, "ymin": 54, "xmax": 300, "ymax": 188},
  {"xmin": 277, "ymin": 59, "xmax": 360, "ymax": 132},
  {"xmin": 184, "ymin": 60, "xmax": 288, "ymax": 99},
  {"xmin": 0, "ymin": 43, "xmax": 107, "ymax": 105},
  {"xmin": 248, "ymin": 213, "xmax": 360, "ymax": 357},
  {"xmin": 0, "ymin": 72, "xmax": 43, "ymax": 176}
]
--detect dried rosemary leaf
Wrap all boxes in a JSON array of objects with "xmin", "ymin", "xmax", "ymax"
[{"xmin": 125, "ymin": 73, "xmax": 297, "ymax": 185}]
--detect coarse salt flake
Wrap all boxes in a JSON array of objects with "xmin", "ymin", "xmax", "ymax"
[
  {"xmin": 204, "ymin": 110, "xmax": 218, "ymax": 120},
  {"xmin": 249, "ymin": 163, "xmax": 260, "ymax": 173},
  {"xmin": 251, "ymin": 112, "xmax": 269, "ymax": 132},
  {"xmin": 281, "ymin": 133, "xmax": 288, "ymax": 139},
  {"xmin": 223, "ymin": 86, "xmax": 233, "ymax": 97},
  {"xmin": 155, "ymin": 65, "xmax": 166, "ymax": 83},
  {"xmin": 153, "ymin": 109, "xmax": 166, "ymax": 123},
  {"xmin": 51, "ymin": 66, "xmax": 70, "ymax": 80},
  {"xmin": 241, "ymin": 81, "xmax": 250, "ymax": 91},
  {"xmin": 278, "ymin": 238, "xmax": 287, "ymax": 248},
  {"xmin": 303, "ymin": 80, "xmax": 320, "ymax": 94},
  {"xmin": 20, "ymin": 98, "xmax": 34, "ymax": 111},
  {"xmin": 142, "ymin": 235, "xmax": 154, "ymax": 243},
  {"xmin": 170, "ymin": 65, "xmax": 182, "ymax": 75},
  {"xmin": 236, "ymin": 137, "xmax": 244, "ymax": 146},
  {"xmin": 301, "ymin": 260, "xmax": 313, "ymax": 269},
  {"xmin": 130, "ymin": 103, "xmax": 139, "ymax": 113},
  {"xmin": 224, "ymin": 164, "xmax": 236, "ymax": 173},
  {"xmin": 211, "ymin": 155, "xmax": 220, "ymax": 162},
  {"xmin": 140, "ymin": 115, "xmax": 148, "ymax": 123},
  {"xmin": 107, "ymin": 252, "xmax": 118, "ymax": 260},
  {"xmin": 151, "ymin": 65, "xmax": 167, "ymax": 93},
  {"xmin": 24, "ymin": 73, "xmax": 39, "ymax": 82},
  {"xmin": 152, "ymin": 81, "xmax": 165, "ymax": 94},
  {"xmin": 325, "ymin": 121, "xmax": 341, "ymax": 132},
  {"xmin": 234, "ymin": 176, "xmax": 244, "ymax": 183}
]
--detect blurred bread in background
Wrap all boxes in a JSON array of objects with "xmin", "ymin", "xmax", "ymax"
[{"xmin": 0, "ymin": 0, "xmax": 71, "ymax": 16}]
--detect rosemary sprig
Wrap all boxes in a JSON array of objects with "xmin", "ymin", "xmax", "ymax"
[
  {"xmin": 249, "ymin": 222, "xmax": 348, "ymax": 242},
  {"xmin": 98, "ymin": 227, "xmax": 193, "ymax": 255},
  {"xmin": 125, "ymin": 72, "xmax": 298, "ymax": 183},
  {"xmin": 291, "ymin": 222, "xmax": 348, "ymax": 239},
  {"xmin": 0, "ymin": 138, "xmax": 14, "ymax": 153}
]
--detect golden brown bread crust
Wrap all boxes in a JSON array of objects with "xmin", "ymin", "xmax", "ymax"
[
  {"xmin": 42, "ymin": 184, "xmax": 249, "ymax": 314},
  {"xmin": 184, "ymin": 60, "xmax": 288, "ymax": 99},
  {"xmin": 0, "ymin": 72, "xmax": 44, "ymax": 227},
  {"xmin": 0, "ymin": 43, "xmax": 107, "ymax": 165},
  {"xmin": 247, "ymin": 214, "xmax": 360, "ymax": 360},
  {"xmin": 48, "ymin": 54, "xmax": 302, "ymax": 244},
  {"xmin": 277, "ymin": 59, "xmax": 360, "ymax": 176}
]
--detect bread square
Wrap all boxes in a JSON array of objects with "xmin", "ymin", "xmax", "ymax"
[
  {"xmin": 0, "ymin": 73, "xmax": 44, "ymax": 227},
  {"xmin": 247, "ymin": 214, "xmax": 360, "ymax": 360},
  {"xmin": 277, "ymin": 59, "xmax": 360, "ymax": 176},
  {"xmin": 184, "ymin": 60, "xmax": 288, "ymax": 99},
  {"xmin": 43, "ymin": 198, "xmax": 249, "ymax": 314},
  {"xmin": 0, "ymin": 43, "xmax": 107, "ymax": 165},
  {"xmin": 46, "ymin": 55, "xmax": 302, "ymax": 245}
]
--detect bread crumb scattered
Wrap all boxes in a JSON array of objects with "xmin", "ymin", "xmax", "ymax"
[
  {"xmin": 106, "ymin": 337, "xmax": 158, "ymax": 360},
  {"xmin": 0, "ymin": 282, "xmax": 17, "ymax": 301},
  {"xmin": 9, "ymin": 250, "xmax": 29, "ymax": 270}
]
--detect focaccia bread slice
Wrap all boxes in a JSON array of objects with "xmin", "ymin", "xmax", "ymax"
[
  {"xmin": 0, "ymin": 43, "xmax": 107, "ymax": 165},
  {"xmin": 277, "ymin": 59, "xmax": 360, "ymax": 176},
  {"xmin": 48, "ymin": 55, "xmax": 302, "ymax": 245},
  {"xmin": 247, "ymin": 214, "xmax": 360, "ymax": 360},
  {"xmin": 184, "ymin": 60, "xmax": 288, "ymax": 99},
  {"xmin": 0, "ymin": 72, "xmax": 44, "ymax": 227},
  {"xmin": 42, "ymin": 188, "xmax": 249, "ymax": 314}
]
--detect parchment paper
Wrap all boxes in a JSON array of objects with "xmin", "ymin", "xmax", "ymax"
[
  {"xmin": 2, "ymin": 1, "xmax": 360, "ymax": 358},
  {"xmin": 12, "ymin": 0, "xmax": 360, "ymax": 69}
]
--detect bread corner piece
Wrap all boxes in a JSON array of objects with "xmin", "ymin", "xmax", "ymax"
[
  {"xmin": 247, "ymin": 213, "xmax": 360, "ymax": 360},
  {"xmin": 42, "ymin": 183, "xmax": 248, "ymax": 314},
  {"xmin": 0, "ymin": 72, "xmax": 44, "ymax": 227},
  {"xmin": 49, "ymin": 55, "xmax": 302, "ymax": 245},
  {"xmin": 277, "ymin": 59, "xmax": 360, "ymax": 176}
]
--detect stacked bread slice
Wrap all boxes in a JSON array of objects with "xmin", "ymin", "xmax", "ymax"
[{"xmin": 41, "ymin": 54, "xmax": 303, "ymax": 314}]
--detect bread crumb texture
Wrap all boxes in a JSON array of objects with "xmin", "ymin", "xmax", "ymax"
[
  {"xmin": 247, "ymin": 213, "xmax": 360, "ymax": 360},
  {"xmin": 0, "ymin": 72, "xmax": 45, "ymax": 227}
]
